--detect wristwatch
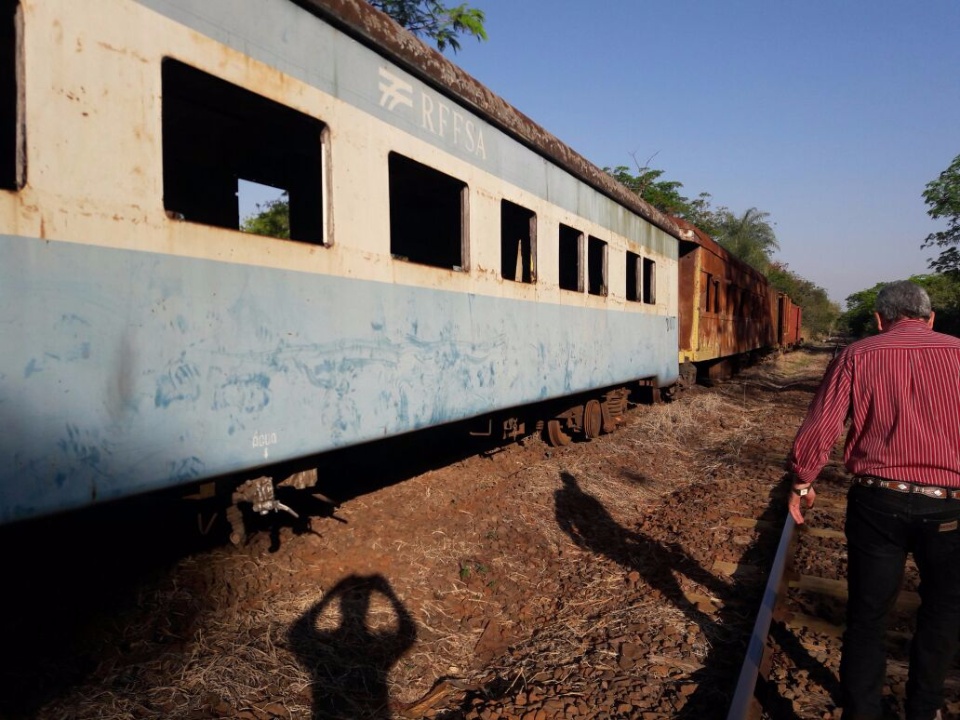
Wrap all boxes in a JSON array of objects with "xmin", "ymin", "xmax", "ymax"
[{"xmin": 792, "ymin": 485, "xmax": 811, "ymax": 497}]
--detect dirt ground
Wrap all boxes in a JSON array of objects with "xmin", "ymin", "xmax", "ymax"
[{"xmin": 3, "ymin": 348, "xmax": 838, "ymax": 720}]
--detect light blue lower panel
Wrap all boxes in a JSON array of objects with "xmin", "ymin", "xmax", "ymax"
[{"xmin": 0, "ymin": 234, "xmax": 678, "ymax": 523}]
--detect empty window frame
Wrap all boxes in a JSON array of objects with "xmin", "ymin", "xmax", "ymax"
[
  {"xmin": 0, "ymin": 0, "xmax": 21, "ymax": 190},
  {"xmin": 389, "ymin": 152, "xmax": 467, "ymax": 270},
  {"xmin": 162, "ymin": 58, "xmax": 324, "ymax": 243},
  {"xmin": 500, "ymin": 199, "xmax": 536, "ymax": 283},
  {"xmin": 626, "ymin": 251, "xmax": 641, "ymax": 302},
  {"xmin": 587, "ymin": 236, "xmax": 607, "ymax": 296},
  {"xmin": 642, "ymin": 258, "xmax": 656, "ymax": 304},
  {"xmin": 558, "ymin": 224, "xmax": 583, "ymax": 292}
]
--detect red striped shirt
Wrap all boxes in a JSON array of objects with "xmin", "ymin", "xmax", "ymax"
[{"xmin": 789, "ymin": 319, "xmax": 960, "ymax": 487}]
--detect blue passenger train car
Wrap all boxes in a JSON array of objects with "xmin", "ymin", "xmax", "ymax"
[{"xmin": 0, "ymin": 0, "xmax": 681, "ymax": 527}]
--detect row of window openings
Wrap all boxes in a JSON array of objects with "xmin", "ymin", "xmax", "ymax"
[
  {"xmin": 703, "ymin": 275, "xmax": 766, "ymax": 318},
  {"xmin": 2, "ymin": 48, "xmax": 657, "ymax": 304}
]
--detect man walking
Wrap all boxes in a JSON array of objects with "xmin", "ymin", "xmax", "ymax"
[{"xmin": 788, "ymin": 280, "xmax": 960, "ymax": 720}]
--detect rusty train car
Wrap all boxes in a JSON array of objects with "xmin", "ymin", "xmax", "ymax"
[
  {"xmin": 675, "ymin": 217, "xmax": 802, "ymax": 384},
  {"xmin": 0, "ymin": 0, "xmax": 800, "ymax": 532}
]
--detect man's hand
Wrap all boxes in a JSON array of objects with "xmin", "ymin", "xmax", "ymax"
[{"xmin": 789, "ymin": 484, "xmax": 816, "ymax": 525}]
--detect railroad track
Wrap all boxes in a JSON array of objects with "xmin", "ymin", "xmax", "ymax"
[{"xmin": 727, "ymin": 479, "xmax": 960, "ymax": 719}]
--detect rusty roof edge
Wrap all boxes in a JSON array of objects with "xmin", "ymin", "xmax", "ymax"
[
  {"xmin": 289, "ymin": 0, "xmax": 682, "ymax": 241},
  {"xmin": 671, "ymin": 215, "xmax": 769, "ymax": 285}
]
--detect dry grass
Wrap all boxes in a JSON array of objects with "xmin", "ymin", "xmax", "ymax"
[{"xmin": 36, "ymin": 351, "xmax": 831, "ymax": 720}]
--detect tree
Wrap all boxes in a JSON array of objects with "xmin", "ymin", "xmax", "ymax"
[
  {"xmin": 712, "ymin": 207, "xmax": 779, "ymax": 274},
  {"xmin": 604, "ymin": 163, "xmax": 719, "ymax": 235},
  {"xmin": 922, "ymin": 153, "xmax": 960, "ymax": 273},
  {"xmin": 767, "ymin": 262, "xmax": 840, "ymax": 340},
  {"xmin": 241, "ymin": 193, "xmax": 290, "ymax": 239},
  {"xmin": 368, "ymin": 0, "xmax": 487, "ymax": 53},
  {"xmin": 839, "ymin": 273, "xmax": 960, "ymax": 338},
  {"xmin": 838, "ymin": 282, "xmax": 886, "ymax": 337}
]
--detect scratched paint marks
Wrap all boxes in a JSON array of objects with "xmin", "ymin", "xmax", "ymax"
[
  {"xmin": 23, "ymin": 313, "xmax": 93, "ymax": 378},
  {"xmin": 168, "ymin": 455, "xmax": 204, "ymax": 482},
  {"xmin": 56, "ymin": 423, "xmax": 114, "ymax": 501},
  {"xmin": 154, "ymin": 354, "xmax": 202, "ymax": 408},
  {"xmin": 210, "ymin": 369, "xmax": 272, "ymax": 436}
]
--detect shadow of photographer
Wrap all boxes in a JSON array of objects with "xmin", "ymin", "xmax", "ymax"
[{"xmin": 288, "ymin": 574, "xmax": 416, "ymax": 719}]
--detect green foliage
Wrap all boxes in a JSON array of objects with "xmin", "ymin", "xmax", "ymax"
[
  {"xmin": 603, "ymin": 167, "xmax": 779, "ymax": 277},
  {"xmin": 838, "ymin": 282, "xmax": 885, "ymax": 337},
  {"xmin": 241, "ymin": 194, "xmax": 290, "ymax": 239},
  {"xmin": 922, "ymin": 153, "xmax": 960, "ymax": 273},
  {"xmin": 368, "ymin": 0, "xmax": 487, "ymax": 53},
  {"xmin": 838, "ymin": 273, "xmax": 960, "ymax": 338},
  {"xmin": 767, "ymin": 262, "xmax": 840, "ymax": 340},
  {"xmin": 712, "ymin": 207, "xmax": 779, "ymax": 275},
  {"xmin": 606, "ymin": 163, "xmax": 837, "ymax": 336},
  {"xmin": 603, "ymin": 164, "xmax": 719, "ymax": 234}
]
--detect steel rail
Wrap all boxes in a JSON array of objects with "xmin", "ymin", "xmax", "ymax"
[{"xmin": 726, "ymin": 512, "xmax": 798, "ymax": 720}]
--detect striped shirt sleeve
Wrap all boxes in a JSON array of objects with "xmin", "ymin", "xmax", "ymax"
[{"xmin": 788, "ymin": 351, "xmax": 853, "ymax": 484}]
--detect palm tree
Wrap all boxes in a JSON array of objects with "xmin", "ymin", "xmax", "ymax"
[{"xmin": 713, "ymin": 207, "xmax": 779, "ymax": 273}]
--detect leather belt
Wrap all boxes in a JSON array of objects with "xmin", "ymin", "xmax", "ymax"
[{"xmin": 854, "ymin": 475, "xmax": 960, "ymax": 500}]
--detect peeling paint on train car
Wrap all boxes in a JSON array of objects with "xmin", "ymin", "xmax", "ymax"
[
  {"xmin": 675, "ymin": 218, "xmax": 781, "ymax": 364},
  {"xmin": 0, "ymin": 0, "xmax": 681, "ymax": 524},
  {"xmin": 0, "ymin": 235, "xmax": 678, "ymax": 523}
]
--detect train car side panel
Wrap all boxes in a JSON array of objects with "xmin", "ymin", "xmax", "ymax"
[
  {"xmin": 1, "ymin": 0, "xmax": 682, "ymax": 524},
  {"xmin": 0, "ymin": 233, "xmax": 678, "ymax": 523}
]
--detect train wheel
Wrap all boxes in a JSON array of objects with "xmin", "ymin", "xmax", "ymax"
[
  {"xmin": 546, "ymin": 419, "xmax": 571, "ymax": 447},
  {"xmin": 583, "ymin": 399, "xmax": 602, "ymax": 439}
]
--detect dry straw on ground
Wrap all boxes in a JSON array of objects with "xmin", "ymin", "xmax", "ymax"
[{"xmin": 35, "ymin": 351, "xmax": 829, "ymax": 720}]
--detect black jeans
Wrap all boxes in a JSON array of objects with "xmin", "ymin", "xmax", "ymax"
[{"xmin": 841, "ymin": 484, "xmax": 960, "ymax": 720}]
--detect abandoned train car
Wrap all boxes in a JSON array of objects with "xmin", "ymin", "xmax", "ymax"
[
  {"xmin": 675, "ymin": 217, "xmax": 803, "ymax": 384},
  {"xmin": 0, "ymin": 0, "xmax": 684, "ymax": 525}
]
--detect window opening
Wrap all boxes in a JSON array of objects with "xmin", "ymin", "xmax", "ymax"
[
  {"xmin": 713, "ymin": 278, "xmax": 721, "ymax": 313},
  {"xmin": 558, "ymin": 224, "xmax": 583, "ymax": 292},
  {"xmin": 389, "ymin": 152, "xmax": 467, "ymax": 270},
  {"xmin": 643, "ymin": 258, "xmax": 656, "ymax": 304},
  {"xmin": 1, "ymin": 0, "xmax": 21, "ymax": 190},
  {"xmin": 162, "ymin": 58, "xmax": 323, "ymax": 243},
  {"xmin": 730, "ymin": 285, "xmax": 741, "ymax": 317},
  {"xmin": 500, "ymin": 199, "xmax": 536, "ymax": 283},
  {"xmin": 626, "ymin": 252, "xmax": 641, "ymax": 302},
  {"xmin": 238, "ymin": 180, "xmax": 290, "ymax": 239},
  {"xmin": 704, "ymin": 273, "xmax": 713, "ymax": 312},
  {"xmin": 587, "ymin": 236, "xmax": 607, "ymax": 296}
]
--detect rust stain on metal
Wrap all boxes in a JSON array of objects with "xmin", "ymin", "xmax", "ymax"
[{"xmin": 292, "ymin": 0, "xmax": 680, "ymax": 240}]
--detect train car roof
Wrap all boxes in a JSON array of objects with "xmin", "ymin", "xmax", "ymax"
[{"xmin": 291, "ymin": 0, "xmax": 682, "ymax": 241}]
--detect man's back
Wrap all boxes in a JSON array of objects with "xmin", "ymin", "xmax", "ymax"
[
  {"xmin": 841, "ymin": 319, "xmax": 960, "ymax": 484},
  {"xmin": 790, "ymin": 319, "xmax": 960, "ymax": 486}
]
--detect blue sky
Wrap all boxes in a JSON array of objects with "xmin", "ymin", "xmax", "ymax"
[{"xmin": 446, "ymin": 1, "xmax": 960, "ymax": 305}]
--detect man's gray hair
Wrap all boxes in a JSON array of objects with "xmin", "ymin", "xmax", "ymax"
[{"xmin": 875, "ymin": 280, "xmax": 932, "ymax": 321}]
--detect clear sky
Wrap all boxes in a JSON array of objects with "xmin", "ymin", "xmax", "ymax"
[{"xmin": 446, "ymin": 1, "xmax": 960, "ymax": 306}]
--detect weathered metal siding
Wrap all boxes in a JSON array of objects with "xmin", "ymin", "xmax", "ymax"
[
  {"xmin": 0, "ymin": 235, "xmax": 677, "ymax": 523},
  {"xmin": 0, "ymin": 0, "xmax": 681, "ymax": 523},
  {"xmin": 677, "ymin": 242, "xmax": 699, "ymax": 355},
  {"xmin": 137, "ymin": 0, "xmax": 680, "ymax": 261},
  {"xmin": 674, "ymin": 217, "xmax": 782, "ymax": 364}
]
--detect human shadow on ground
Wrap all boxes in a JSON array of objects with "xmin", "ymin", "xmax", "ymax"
[
  {"xmin": 554, "ymin": 472, "xmax": 734, "ymax": 710},
  {"xmin": 555, "ymin": 471, "xmax": 729, "ymax": 623},
  {"xmin": 553, "ymin": 471, "xmax": 808, "ymax": 718},
  {"xmin": 288, "ymin": 574, "xmax": 416, "ymax": 719}
]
